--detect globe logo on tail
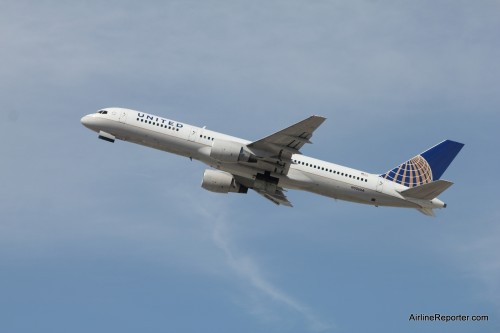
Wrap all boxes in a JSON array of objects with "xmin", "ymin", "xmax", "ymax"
[{"xmin": 381, "ymin": 155, "xmax": 433, "ymax": 188}]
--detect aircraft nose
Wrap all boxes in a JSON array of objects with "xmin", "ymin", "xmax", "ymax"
[
  {"xmin": 80, "ymin": 114, "xmax": 96, "ymax": 129},
  {"xmin": 80, "ymin": 115, "xmax": 90, "ymax": 126}
]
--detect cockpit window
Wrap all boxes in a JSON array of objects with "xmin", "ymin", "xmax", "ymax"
[{"xmin": 98, "ymin": 110, "xmax": 108, "ymax": 114}]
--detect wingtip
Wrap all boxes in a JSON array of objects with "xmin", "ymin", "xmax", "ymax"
[{"xmin": 312, "ymin": 115, "xmax": 327, "ymax": 120}]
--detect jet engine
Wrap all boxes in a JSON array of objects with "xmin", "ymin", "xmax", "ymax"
[
  {"xmin": 210, "ymin": 140, "xmax": 257, "ymax": 163},
  {"xmin": 201, "ymin": 169, "xmax": 248, "ymax": 194}
]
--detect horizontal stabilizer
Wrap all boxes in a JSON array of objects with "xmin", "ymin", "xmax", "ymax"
[{"xmin": 400, "ymin": 180, "xmax": 453, "ymax": 200}]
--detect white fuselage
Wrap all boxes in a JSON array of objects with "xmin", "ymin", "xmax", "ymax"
[{"xmin": 81, "ymin": 108, "xmax": 446, "ymax": 210}]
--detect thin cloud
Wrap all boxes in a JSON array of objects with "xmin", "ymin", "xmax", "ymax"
[{"xmin": 193, "ymin": 201, "xmax": 334, "ymax": 332}]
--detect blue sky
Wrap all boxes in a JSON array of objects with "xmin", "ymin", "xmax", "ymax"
[{"xmin": 1, "ymin": 1, "xmax": 499, "ymax": 332}]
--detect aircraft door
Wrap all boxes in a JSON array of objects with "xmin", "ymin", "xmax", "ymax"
[
  {"xmin": 188, "ymin": 127, "xmax": 198, "ymax": 142},
  {"xmin": 119, "ymin": 111, "xmax": 127, "ymax": 123},
  {"xmin": 375, "ymin": 178, "xmax": 384, "ymax": 193}
]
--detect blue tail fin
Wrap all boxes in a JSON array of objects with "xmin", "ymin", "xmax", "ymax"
[{"xmin": 380, "ymin": 140, "xmax": 464, "ymax": 188}]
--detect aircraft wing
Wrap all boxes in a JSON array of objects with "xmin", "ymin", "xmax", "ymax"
[
  {"xmin": 248, "ymin": 115, "xmax": 326, "ymax": 156},
  {"xmin": 253, "ymin": 187, "xmax": 293, "ymax": 207},
  {"xmin": 234, "ymin": 175, "xmax": 293, "ymax": 207},
  {"xmin": 245, "ymin": 115, "xmax": 326, "ymax": 175}
]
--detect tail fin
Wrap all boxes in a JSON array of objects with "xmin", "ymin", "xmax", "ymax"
[{"xmin": 380, "ymin": 140, "xmax": 464, "ymax": 188}]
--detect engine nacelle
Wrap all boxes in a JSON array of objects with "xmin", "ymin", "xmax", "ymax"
[
  {"xmin": 201, "ymin": 170, "xmax": 248, "ymax": 194},
  {"xmin": 210, "ymin": 140, "xmax": 257, "ymax": 163}
]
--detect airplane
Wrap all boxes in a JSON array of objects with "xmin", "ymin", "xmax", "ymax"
[{"xmin": 81, "ymin": 108, "xmax": 464, "ymax": 216}]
